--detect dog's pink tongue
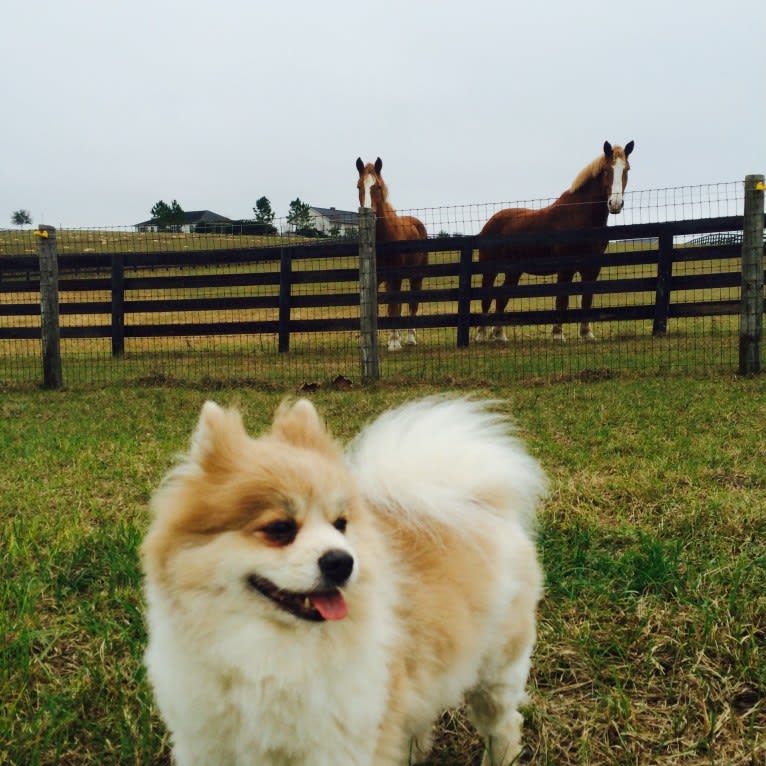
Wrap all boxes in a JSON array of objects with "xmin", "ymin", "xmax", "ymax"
[{"xmin": 311, "ymin": 591, "xmax": 348, "ymax": 621}]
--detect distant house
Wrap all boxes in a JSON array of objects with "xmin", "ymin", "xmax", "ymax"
[
  {"xmin": 308, "ymin": 207, "xmax": 359, "ymax": 237},
  {"xmin": 135, "ymin": 210, "xmax": 233, "ymax": 234}
]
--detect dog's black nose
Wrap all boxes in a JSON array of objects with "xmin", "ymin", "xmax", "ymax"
[{"xmin": 318, "ymin": 549, "xmax": 354, "ymax": 585}]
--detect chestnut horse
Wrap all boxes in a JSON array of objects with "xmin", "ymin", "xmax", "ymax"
[
  {"xmin": 356, "ymin": 157, "xmax": 428, "ymax": 351},
  {"xmin": 476, "ymin": 140, "xmax": 634, "ymax": 343}
]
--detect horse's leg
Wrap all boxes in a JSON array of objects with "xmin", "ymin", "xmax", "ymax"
[
  {"xmin": 579, "ymin": 269, "xmax": 599, "ymax": 341},
  {"xmin": 386, "ymin": 278, "xmax": 403, "ymax": 351},
  {"xmin": 492, "ymin": 271, "xmax": 519, "ymax": 342},
  {"xmin": 404, "ymin": 275, "xmax": 422, "ymax": 346},
  {"xmin": 553, "ymin": 271, "xmax": 574, "ymax": 342},
  {"xmin": 475, "ymin": 269, "xmax": 496, "ymax": 342}
]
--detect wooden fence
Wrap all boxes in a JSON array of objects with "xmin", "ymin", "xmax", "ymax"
[{"xmin": 0, "ymin": 178, "xmax": 763, "ymax": 387}]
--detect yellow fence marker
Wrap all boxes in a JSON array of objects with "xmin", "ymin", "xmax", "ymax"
[
  {"xmin": 755, "ymin": 181, "xmax": 765, "ymax": 191},
  {"xmin": 34, "ymin": 229, "xmax": 49, "ymax": 238}
]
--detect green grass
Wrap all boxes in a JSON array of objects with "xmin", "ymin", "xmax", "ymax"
[
  {"xmin": 0, "ymin": 318, "xmax": 743, "ymax": 392},
  {"xmin": 1, "ymin": 376, "xmax": 765, "ymax": 765}
]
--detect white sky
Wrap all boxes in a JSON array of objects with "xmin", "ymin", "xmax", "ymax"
[{"xmin": 1, "ymin": 0, "xmax": 764, "ymax": 228}]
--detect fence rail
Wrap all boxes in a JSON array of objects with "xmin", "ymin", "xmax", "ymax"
[{"xmin": 0, "ymin": 181, "xmax": 763, "ymax": 389}]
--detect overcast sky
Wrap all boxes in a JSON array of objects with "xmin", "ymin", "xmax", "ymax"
[{"xmin": 1, "ymin": 0, "xmax": 764, "ymax": 228}]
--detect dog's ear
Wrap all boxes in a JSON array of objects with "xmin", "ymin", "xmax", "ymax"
[
  {"xmin": 271, "ymin": 398, "xmax": 339, "ymax": 456},
  {"xmin": 189, "ymin": 401, "xmax": 248, "ymax": 471}
]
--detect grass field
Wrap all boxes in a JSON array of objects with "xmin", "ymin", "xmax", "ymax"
[
  {"xmin": 1, "ymin": 373, "xmax": 764, "ymax": 765},
  {"xmin": 0, "ymin": 227, "xmax": 744, "ymax": 392},
  {"xmin": 0, "ymin": 228, "xmax": 296, "ymax": 257}
]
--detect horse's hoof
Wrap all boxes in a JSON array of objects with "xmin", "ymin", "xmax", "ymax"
[
  {"xmin": 581, "ymin": 332, "xmax": 597, "ymax": 342},
  {"xmin": 552, "ymin": 333, "xmax": 566, "ymax": 343},
  {"xmin": 404, "ymin": 332, "xmax": 417, "ymax": 346},
  {"xmin": 387, "ymin": 341, "xmax": 403, "ymax": 352}
]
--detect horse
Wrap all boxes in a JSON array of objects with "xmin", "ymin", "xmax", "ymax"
[
  {"xmin": 476, "ymin": 140, "xmax": 634, "ymax": 343},
  {"xmin": 356, "ymin": 157, "xmax": 428, "ymax": 351}
]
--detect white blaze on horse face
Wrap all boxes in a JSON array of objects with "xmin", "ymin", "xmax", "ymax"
[
  {"xmin": 608, "ymin": 158, "xmax": 626, "ymax": 213},
  {"xmin": 361, "ymin": 174, "xmax": 376, "ymax": 209}
]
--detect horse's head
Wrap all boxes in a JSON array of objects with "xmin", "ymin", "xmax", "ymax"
[
  {"xmin": 356, "ymin": 157, "xmax": 387, "ymax": 210},
  {"xmin": 602, "ymin": 140, "xmax": 634, "ymax": 214}
]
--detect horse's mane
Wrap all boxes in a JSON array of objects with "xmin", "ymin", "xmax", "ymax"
[
  {"xmin": 568, "ymin": 146, "xmax": 627, "ymax": 194},
  {"xmin": 368, "ymin": 167, "xmax": 395, "ymax": 213},
  {"xmin": 373, "ymin": 170, "xmax": 391, "ymax": 207}
]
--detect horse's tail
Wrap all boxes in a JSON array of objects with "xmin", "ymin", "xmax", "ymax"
[{"xmin": 346, "ymin": 396, "xmax": 547, "ymax": 535}]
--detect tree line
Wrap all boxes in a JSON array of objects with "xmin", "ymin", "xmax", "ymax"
[
  {"xmin": 8, "ymin": 197, "xmax": 326, "ymax": 236},
  {"xmin": 147, "ymin": 196, "xmax": 323, "ymax": 236}
]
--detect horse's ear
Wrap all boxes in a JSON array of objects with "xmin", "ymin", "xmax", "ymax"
[
  {"xmin": 624, "ymin": 140, "xmax": 635, "ymax": 156},
  {"xmin": 603, "ymin": 141, "xmax": 613, "ymax": 159},
  {"xmin": 356, "ymin": 157, "xmax": 364, "ymax": 175},
  {"xmin": 374, "ymin": 157, "xmax": 383, "ymax": 174}
]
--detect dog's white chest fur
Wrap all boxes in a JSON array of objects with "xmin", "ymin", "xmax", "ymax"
[{"xmin": 145, "ymin": 593, "xmax": 395, "ymax": 766}]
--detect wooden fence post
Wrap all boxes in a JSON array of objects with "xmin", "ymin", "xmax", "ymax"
[
  {"xmin": 739, "ymin": 174, "xmax": 765, "ymax": 374},
  {"xmin": 37, "ymin": 225, "xmax": 63, "ymax": 388},
  {"xmin": 278, "ymin": 246, "xmax": 292, "ymax": 353},
  {"xmin": 358, "ymin": 207, "xmax": 379, "ymax": 381},
  {"xmin": 456, "ymin": 242, "xmax": 473, "ymax": 347},
  {"xmin": 111, "ymin": 253, "xmax": 125, "ymax": 356},
  {"xmin": 652, "ymin": 231, "xmax": 674, "ymax": 337}
]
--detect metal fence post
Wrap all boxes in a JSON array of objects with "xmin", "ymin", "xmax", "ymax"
[
  {"xmin": 358, "ymin": 207, "xmax": 379, "ymax": 381},
  {"xmin": 739, "ymin": 174, "xmax": 765, "ymax": 374},
  {"xmin": 37, "ymin": 225, "xmax": 63, "ymax": 388}
]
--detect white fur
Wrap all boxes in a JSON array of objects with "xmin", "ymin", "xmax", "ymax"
[
  {"xmin": 362, "ymin": 173, "xmax": 375, "ymax": 209},
  {"xmin": 143, "ymin": 397, "xmax": 546, "ymax": 766},
  {"xmin": 346, "ymin": 396, "xmax": 546, "ymax": 535},
  {"xmin": 608, "ymin": 157, "xmax": 626, "ymax": 212},
  {"xmin": 144, "ymin": 587, "xmax": 396, "ymax": 766},
  {"xmin": 387, "ymin": 329, "xmax": 402, "ymax": 352}
]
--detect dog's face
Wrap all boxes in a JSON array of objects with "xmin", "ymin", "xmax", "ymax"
[{"xmin": 142, "ymin": 399, "xmax": 367, "ymax": 626}]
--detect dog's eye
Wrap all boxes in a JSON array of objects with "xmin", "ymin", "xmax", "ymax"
[
  {"xmin": 261, "ymin": 519, "xmax": 298, "ymax": 545},
  {"xmin": 333, "ymin": 517, "xmax": 347, "ymax": 534}
]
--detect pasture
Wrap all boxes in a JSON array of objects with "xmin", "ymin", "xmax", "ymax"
[
  {"xmin": 0, "ymin": 226, "xmax": 747, "ymax": 390},
  {"xmin": 1, "ymin": 374, "xmax": 764, "ymax": 765}
]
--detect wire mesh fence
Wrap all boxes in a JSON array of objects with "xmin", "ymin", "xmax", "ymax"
[{"xmin": 0, "ymin": 181, "xmax": 761, "ymax": 391}]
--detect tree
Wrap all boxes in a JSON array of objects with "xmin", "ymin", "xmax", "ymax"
[
  {"xmin": 287, "ymin": 197, "xmax": 318, "ymax": 237},
  {"xmin": 246, "ymin": 196, "xmax": 278, "ymax": 235},
  {"xmin": 11, "ymin": 209, "xmax": 32, "ymax": 226},
  {"xmin": 151, "ymin": 200, "xmax": 172, "ymax": 220},
  {"xmin": 253, "ymin": 196, "xmax": 275, "ymax": 226},
  {"xmin": 168, "ymin": 199, "xmax": 184, "ymax": 224},
  {"xmin": 150, "ymin": 199, "xmax": 185, "ymax": 230}
]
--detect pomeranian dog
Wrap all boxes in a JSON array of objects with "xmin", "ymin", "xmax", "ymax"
[{"xmin": 142, "ymin": 396, "xmax": 546, "ymax": 766}]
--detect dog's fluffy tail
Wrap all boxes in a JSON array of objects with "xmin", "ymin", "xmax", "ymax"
[{"xmin": 346, "ymin": 396, "xmax": 547, "ymax": 534}]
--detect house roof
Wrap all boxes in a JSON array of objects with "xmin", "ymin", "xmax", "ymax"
[
  {"xmin": 135, "ymin": 210, "xmax": 233, "ymax": 227},
  {"xmin": 309, "ymin": 207, "xmax": 359, "ymax": 226}
]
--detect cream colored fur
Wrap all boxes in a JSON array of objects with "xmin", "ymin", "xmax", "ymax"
[{"xmin": 142, "ymin": 396, "xmax": 546, "ymax": 766}]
